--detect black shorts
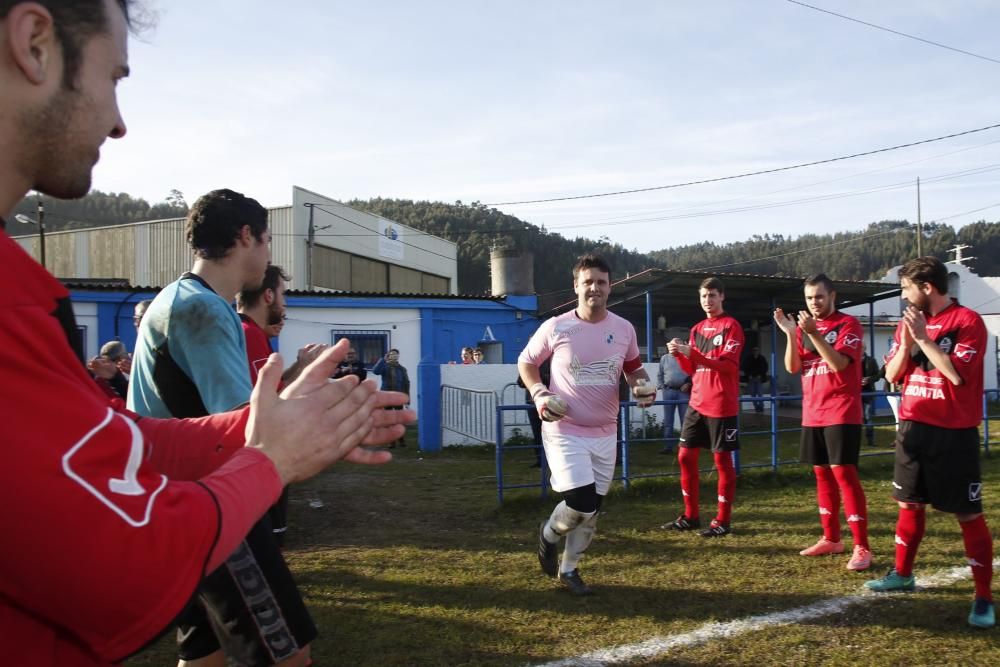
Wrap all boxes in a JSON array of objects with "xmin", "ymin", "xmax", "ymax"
[
  {"xmin": 892, "ymin": 420, "xmax": 983, "ymax": 514},
  {"xmin": 679, "ymin": 408, "xmax": 739, "ymax": 452},
  {"xmin": 800, "ymin": 424, "xmax": 861, "ymax": 466},
  {"xmin": 177, "ymin": 515, "xmax": 317, "ymax": 664}
]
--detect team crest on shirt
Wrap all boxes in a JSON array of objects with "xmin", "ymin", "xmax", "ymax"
[
  {"xmin": 570, "ymin": 355, "xmax": 620, "ymax": 385},
  {"xmin": 969, "ymin": 483, "xmax": 983, "ymax": 502},
  {"xmin": 606, "ymin": 333, "xmax": 615, "ymax": 345},
  {"xmin": 62, "ymin": 408, "xmax": 168, "ymax": 528},
  {"xmin": 954, "ymin": 343, "xmax": 978, "ymax": 363},
  {"xmin": 938, "ymin": 336, "xmax": 953, "ymax": 355},
  {"xmin": 824, "ymin": 331, "xmax": 838, "ymax": 344},
  {"xmin": 724, "ymin": 339, "xmax": 741, "ymax": 353},
  {"xmin": 712, "ymin": 334, "xmax": 723, "ymax": 347}
]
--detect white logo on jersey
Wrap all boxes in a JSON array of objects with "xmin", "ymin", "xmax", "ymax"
[
  {"xmin": 62, "ymin": 408, "xmax": 168, "ymax": 528},
  {"xmin": 825, "ymin": 331, "xmax": 838, "ymax": 344},
  {"xmin": 842, "ymin": 334, "xmax": 861, "ymax": 349},
  {"xmin": 725, "ymin": 428, "xmax": 738, "ymax": 441},
  {"xmin": 954, "ymin": 343, "xmax": 978, "ymax": 363},
  {"xmin": 969, "ymin": 483, "xmax": 982, "ymax": 502},
  {"xmin": 713, "ymin": 334, "xmax": 723, "ymax": 347},
  {"xmin": 938, "ymin": 336, "xmax": 953, "ymax": 355},
  {"xmin": 569, "ymin": 355, "xmax": 620, "ymax": 386},
  {"xmin": 724, "ymin": 339, "xmax": 741, "ymax": 353}
]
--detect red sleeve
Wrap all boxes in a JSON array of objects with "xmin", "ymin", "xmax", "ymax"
[
  {"xmin": 132, "ymin": 408, "xmax": 250, "ymax": 480},
  {"xmin": 674, "ymin": 350, "xmax": 695, "ymax": 376},
  {"xmin": 0, "ymin": 289, "xmax": 274, "ymax": 663},
  {"xmin": 688, "ymin": 345, "xmax": 740, "ymax": 376}
]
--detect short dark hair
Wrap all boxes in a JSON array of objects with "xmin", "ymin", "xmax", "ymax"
[
  {"xmin": 803, "ymin": 273, "xmax": 835, "ymax": 293},
  {"xmin": 186, "ymin": 189, "xmax": 268, "ymax": 259},
  {"xmin": 699, "ymin": 277, "xmax": 724, "ymax": 294},
  {"xmin": 0, "ymin": 1, "xmax": 136, "ymax": 89},
  {"xmin": 898, "ymin": 256, "xmax": 949, "ymax": 295},
  {"xmin": 572, "ymin": 253, "xmax": 612, "ymax": 281},
  {"xmin": 237, "ymin": 264, "xmax": 290, "ymax": 309},
  {"xmin": 388, "ymin": 348, "xmax": 399, "ymax": 354}
]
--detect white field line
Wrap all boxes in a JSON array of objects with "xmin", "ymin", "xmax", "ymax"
[{"xmin": 533, "ymin": 558, "xmax": 1000, "ymax": 667}]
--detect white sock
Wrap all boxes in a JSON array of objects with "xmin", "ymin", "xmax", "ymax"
[{"xmin": 560, "ymin": 512, "xmax": 598, "ymax": 574}]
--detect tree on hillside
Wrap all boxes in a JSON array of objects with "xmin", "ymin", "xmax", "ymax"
[{"xmin": 8, "ymin": 190, "xmax": 189, "ymax": 236}]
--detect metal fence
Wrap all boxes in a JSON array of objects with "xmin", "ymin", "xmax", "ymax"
[
  {"xmin": 494, "ymin": 389, "xmax": 1000, "ymax": 503},
  {"xmin": 440, "ymin": 384, "xmax": 498, "ymax": 445}
]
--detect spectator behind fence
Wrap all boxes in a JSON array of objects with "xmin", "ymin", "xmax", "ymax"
[
  {"xmin": 473, "ymin": 347, "xmax": 485, "ymax": 364},
  {"xmin": 657, "ymin": 336, "xmax": 690, "ymax": 454},
  {"xmin": 333, "ymin": 346, "xmax": 368, "ymax": 381},
  {"xmin": 87, "ymin": 339, "xmax": 131, "ymax": 400},
  {"xmin": 373, "ymin": 348, "xmax": 410, "ymax": 448},
  {"xmin": 744, "ymin": 346, "xmax": 768, "ymax": 413},
  {"xmin": 860, "ymin": 344, "xmax": 880, "ymax": 446}
]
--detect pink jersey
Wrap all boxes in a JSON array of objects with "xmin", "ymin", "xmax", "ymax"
[
  {"xmin": 795, "ymin": 310, "xmax": 863, "ymax": 427},
  {"xmin": 519, "ymin": 309, "xmax": 641, "ymax": 437},
  {"xmin": 889, "ymin": 300, "xmax": 986, "ymax": 429}
]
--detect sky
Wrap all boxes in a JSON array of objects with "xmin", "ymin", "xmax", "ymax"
[{"xmin": 94, "ymin": 0, "xmax": 1000, "ymax": 254}]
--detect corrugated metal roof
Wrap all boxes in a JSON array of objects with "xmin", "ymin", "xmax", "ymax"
[{"xmin": 60, "ymin": 279, "xmax": 507, "ymax": 302}]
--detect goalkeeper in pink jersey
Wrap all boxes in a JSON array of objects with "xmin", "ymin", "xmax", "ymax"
[{"xmin": 519, "ymin": 254, "xmax": 654, "ymax": 595}]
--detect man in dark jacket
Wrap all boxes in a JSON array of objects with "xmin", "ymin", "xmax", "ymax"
[{"xmin": 373, "ymin": 349, "xmax": 410, "ymax": 447}]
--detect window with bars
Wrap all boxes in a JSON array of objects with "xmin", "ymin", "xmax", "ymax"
[{"xmin": 330, "ymin": 330, "xmax": 391, "ymax": 369}]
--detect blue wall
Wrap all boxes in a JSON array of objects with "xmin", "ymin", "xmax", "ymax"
[{"xmin": 70, "ymin": 289, "xmax": 541, "ymax": 453}]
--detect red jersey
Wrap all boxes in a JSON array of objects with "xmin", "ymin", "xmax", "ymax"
[
  {"xmin": 0, "ymin": 231, "xmax": 282, "ymax": 666},
  {"xmin": 677, "ymin": 313, "xmax": 743, "ymax": 417},
  {"xmin": 795, "ymin": 310, "xmax": 863, "ymax": 427},
  {"xmin": 889, "ymin": 300, "xmax": 986, "ymax": 429},
  {"xmin": 240, "ymin": 313, "xmax": 273, "ymax": 386}
]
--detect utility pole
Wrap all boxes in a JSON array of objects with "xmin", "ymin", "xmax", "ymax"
[
  {"xmin": 36, "ymin": 197, "xmax": 46, "ymax": 270},
  {"xmin": 14, "ymin": 196, "xmax": 46, "ymax": 269},
  {"xmin": 304, "ymin": 203, "xmax": 315, "ymax": 291},
  {"xmin": 915, "ymin": 177, "xmax": 922, "ymax": 257}
]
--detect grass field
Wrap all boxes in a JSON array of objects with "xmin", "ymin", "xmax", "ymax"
[{"xmin": 127, "ymin": 421, "xmax": 1000, "ymax": 667}]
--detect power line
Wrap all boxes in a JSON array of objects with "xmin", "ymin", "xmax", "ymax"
[
  {"xmin": 786, "ymin": 0, "xmax": 1000, "ymax": 65},
  {"xmin": 485, "ymin": 122, "xmax": 1000, "ymax": 206},
  {"xmin": 277, "ymin": 161, "xmax": 1000, "ymax": 240}
]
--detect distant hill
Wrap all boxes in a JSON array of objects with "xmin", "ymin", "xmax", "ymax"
[
  {"xmin": 11, "ymin": 191, "xmax": 999, "ymax": 296},
  {"xmin": 349, "ymin": 199, "xmax": 1000, "ymax": 295},
  {"xmin": 8, "ymin": 190, "xmax": 188, "ymax": 237}
]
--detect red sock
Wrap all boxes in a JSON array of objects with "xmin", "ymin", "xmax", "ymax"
[
  {"xmin": 713, "ymin": 451, "xmax": 736, "ymax": 525},
  {"xmin": 832, "ymin": 465, "xmax": 868, "ymax": 549},
  {"xmin": 959, "ymin": 515, "xmax": 994, "ymax": 601},
  {"xmin": 895, "ymin": 506, "xmax": 925, "ymax": 577},
  {"xmin": 813, "ymin": 466, "xmax": 841, "ymax": 542},
  {"xmin": 678, "ymin": 447, "xmax": 700, "ymax": 519}
]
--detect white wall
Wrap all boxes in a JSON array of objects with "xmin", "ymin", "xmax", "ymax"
[
  {"xmin": 71, "ymin": 301, "xmax": 99, "ymax": 359},
  {"xmin": 439, "ymin": 362, "xmax": 662, "ymax": 446},
  {"xmin": 279, "ymin": 305, "xmax": 423, "ymax": 411}
]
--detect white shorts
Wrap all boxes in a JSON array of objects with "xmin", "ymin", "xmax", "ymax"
[{"xmin": 542, "ymin": 432, "xmax": 617, "ymax": 495}]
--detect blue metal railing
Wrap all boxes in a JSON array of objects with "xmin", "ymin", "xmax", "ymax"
[{"xmin": 494, "ymin": 389, "xmax": 1000, "ymax": 503}]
